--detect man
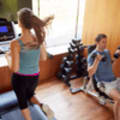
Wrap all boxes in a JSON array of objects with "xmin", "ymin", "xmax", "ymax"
[{"xmin": 87, "ymin": 34, "xmax": 120, "ymax": 120}]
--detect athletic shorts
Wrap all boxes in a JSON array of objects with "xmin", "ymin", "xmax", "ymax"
[{"xmin": 103, "ymin": 78, "xmax": 120, "ymax": 94}]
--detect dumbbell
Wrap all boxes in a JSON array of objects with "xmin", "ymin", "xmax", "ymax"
[
  {"xmin": 70, "ymin": 42, "xmax": 83, "ymax": 50},
  {"xmin": 62, "ymin": 74, "xmax": 71, "ymax": 87},
  {"xmin": 78, "ymin": 46, "xmax": 85, "ymax": 52},
  {"xmin": 72, "ymin": 39, "xmax": 81, "ymax": 45},
  {"xmin": 60, "ymin": 61, "xmax": 73, "ymax": 69},
  {"xmin": 57, "ymin": 67, "xmax": 72, "ymax": 78},
  {"xmin": 67, "ymin": 54, "xmax": 74, "ymax": 61},
  {"xmin": 69, "ymin": 43, "xmax": 77, "ymax": 50},
  {"xmin": 92, "ymin": 53, "xmax": 107, "ymax": 62},
  {"xmin": 77, "ymin": 46, "xmax": 85, "ymax": 56},
  {"xmin": 57, "ymin": 72, "xmax": 63, "ymax": 79},
  {"xmin": 114, "ymin": 46, "xmax": 120, "ymax": 59},
  {"xmin": 62, "ymin": 56, "xmax": 73, "ymax": 62},
  {"xmin": 68, "ymin": 48, "xmax": 76, "ymax": 54},
  {"xmin": 61, "ymin": 67, "xmax": 72, "ymax": 75}
]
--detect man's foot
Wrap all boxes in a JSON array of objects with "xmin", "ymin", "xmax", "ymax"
[
  {"xmin": 41, "ymin": 104, "xmax": 54, "ymax": 120},
  {"xmin": 98, "ymin": 96, "xmax": 106, "ymax": 105}
]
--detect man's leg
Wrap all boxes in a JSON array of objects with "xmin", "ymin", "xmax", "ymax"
[{"xmin": 109, "ymin": 88, "xmax": 120, "ymax": 120}]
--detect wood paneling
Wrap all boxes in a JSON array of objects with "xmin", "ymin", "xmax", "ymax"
[
  {"xmin": 0, "ymin": 66, "xmax": 11, "ymax": 93},
  {"xmin": 82, "ymin": 0, "xmax": 120, "ymax": 76}
]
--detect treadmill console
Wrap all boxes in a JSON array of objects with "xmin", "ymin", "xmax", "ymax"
[{"xmin": 0, "ymin": 18, "xmax": 15, "ymax": 42}]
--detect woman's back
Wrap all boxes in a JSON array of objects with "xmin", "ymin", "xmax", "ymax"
[{"xmin": 17, "ymin": 39, "xmax": 40, "ymax": 75}]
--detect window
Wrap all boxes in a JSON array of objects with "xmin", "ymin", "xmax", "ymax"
[{"xmin": 32, "ymin": 0, "xmax": 86, "ymax": 48}]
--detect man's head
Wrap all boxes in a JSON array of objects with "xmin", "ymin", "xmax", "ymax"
[{"xmin": 95, "ymin": 34, "xmax": 107, "ymax": 51}]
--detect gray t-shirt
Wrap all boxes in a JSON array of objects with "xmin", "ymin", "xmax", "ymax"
[{"xmin": 87, "ymin": 49, "xmax": 116, "ymax": 82}]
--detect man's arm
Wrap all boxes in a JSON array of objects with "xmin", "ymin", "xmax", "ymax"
[{"xmin": 88, "ymin": 54, "xmax": 102, "ymax": 77}]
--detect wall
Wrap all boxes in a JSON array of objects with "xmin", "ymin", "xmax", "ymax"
[
  {"xmin": 18, "ymin": 0, "xmax": 32, "ymax": 10},
  {"xmin": 82, "ymin": 0, "xmax": 120, "ymax": 76},
  {"xmin": 0, "ymin": 53, "xmax": 66, "ymax": 93},
  {"xmin": 0, "ymin": 0, "xmax": 18, "ymax": 21},
  {"xmin": 0, "ymin": 0, "xmax": 32, "ymax": 22}
]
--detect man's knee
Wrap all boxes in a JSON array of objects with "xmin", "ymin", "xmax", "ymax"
[{"xmin": 109, "ymin": 88, "xmax": 120, "ymax": 101}]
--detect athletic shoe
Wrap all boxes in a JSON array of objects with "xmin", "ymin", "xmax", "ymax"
[{"xmin": 41, "ymin": 104, "xmax": 55, "ymax": 120}]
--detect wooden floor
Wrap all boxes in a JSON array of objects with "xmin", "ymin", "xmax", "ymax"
[{"xmin": 36, "ymin": 78, "xmax": 114, "ymax": 120}]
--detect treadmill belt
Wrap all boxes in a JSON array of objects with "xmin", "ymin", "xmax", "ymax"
[{"xmin": 1, "ymin": 104, "xmax": 51, "ymax": 120}]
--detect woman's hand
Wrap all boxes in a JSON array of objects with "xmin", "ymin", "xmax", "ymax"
[
  {"xmin": 5, "ymin": 51, "xmax": 11, "ymax": 56},
  {"xmin": 40, "ymin": 42, "xmax": 48, "ymax": 61},
  {"xmin": 5, "ymin": 51, "xmax": 12, "ymax": 68}
]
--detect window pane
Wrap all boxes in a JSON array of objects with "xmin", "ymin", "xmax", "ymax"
[
  {"xmin": 32, "ymin": 0, "xmax": 86, "ymax": 48},
  {"xmin": 40, "ymin": 0, "xmax": 77, "ymax": 47},
  {"xmin": 77, "ymin": 0, "xmax": 86, "ymax": 39}
]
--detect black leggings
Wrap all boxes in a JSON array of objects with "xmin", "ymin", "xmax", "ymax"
[{"xmin": 11, "ymin": 73, "xmax": 39, "ymax": 110}]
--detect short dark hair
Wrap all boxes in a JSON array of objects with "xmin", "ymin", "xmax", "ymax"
[{"xmin": 95, "ymin": 34, "xmax": 107, "ymax": 43}]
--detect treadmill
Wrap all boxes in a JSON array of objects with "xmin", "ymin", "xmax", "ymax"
[{"xmin": 0, "ymin": 91, "xmax": 56, "ymax": 120}]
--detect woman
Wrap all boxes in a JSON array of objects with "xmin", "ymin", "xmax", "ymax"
[{"xmin": 5, "ymin": 8, "xmax": 54, "ymax": 120}]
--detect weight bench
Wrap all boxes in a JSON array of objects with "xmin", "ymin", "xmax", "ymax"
[
  {"xmin": 0, "ymin": 91, "xmax": 56, "ymax": 120},
  {"xmin": 70, "ymin": 76, "xmax": 114, "ymax": 105}
]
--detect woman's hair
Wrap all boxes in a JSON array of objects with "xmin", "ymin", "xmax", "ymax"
[
  {"xmin": 17, "ymin": 8, "xmax": 54, "ymax": 49},
  {"xmin": 95, "ymin": 34, "xmax": 107, "ymax": 43}
]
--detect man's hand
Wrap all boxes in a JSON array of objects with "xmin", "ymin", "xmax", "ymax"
[
  {"xmin": 96, "ymin": 53, "xmax": 103, "ymax": 61},
  {"xmin": 113, "ymin": 49, "xmax": 120, "ymax": 60},
  {"xmin": 115, "ymin": 49, "xmax": 120, "ymax": 55},
  {"xmin": 88, "ymin": 53, "xmax": 103, "ymax": 78}
]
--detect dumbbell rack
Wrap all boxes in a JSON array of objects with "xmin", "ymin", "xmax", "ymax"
[{"xmin": 57, "ymin": 39, "xmax": 88, "ymax": 94}]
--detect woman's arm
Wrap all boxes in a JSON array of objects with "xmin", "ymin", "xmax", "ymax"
[
  {"xmin": 40, "ymin": 42, "xmax": 47, "ymax": 61},
  {"xmin": 5, "ymin": 40, "xmax": 20, "ymax": 72},
  {"xmin": 5, "ymin": 51, "xmax": 11, "ymax": 67}
]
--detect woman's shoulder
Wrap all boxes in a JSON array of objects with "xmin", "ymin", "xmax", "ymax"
[
  {"xmin": 10, "ymin": 38, "xmax": 21, "ymax": 50},
  {"xmin": 10, "ymin": 39, "xmax": 19, "ymax": 45}
]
